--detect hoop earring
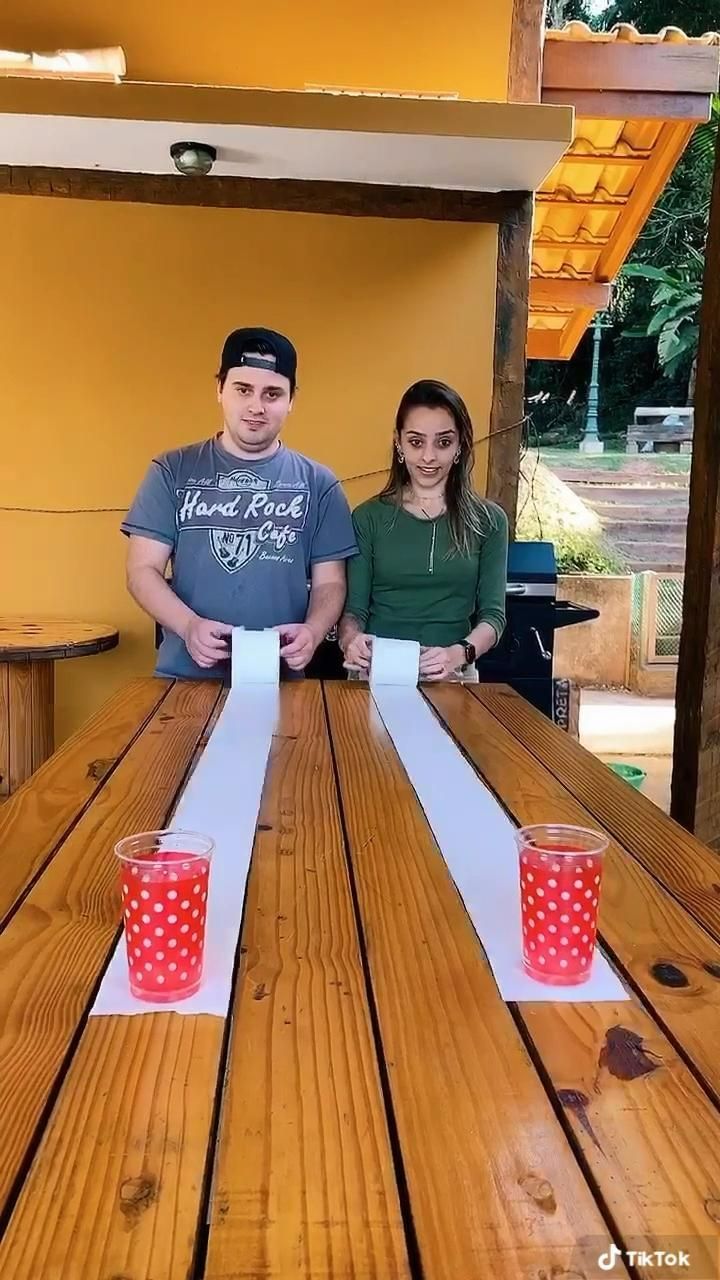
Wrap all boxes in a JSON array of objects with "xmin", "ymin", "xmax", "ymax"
[
  {"xmin": 396, "ymin": 448, "xmax": 405, "ymax": 464},
  {"xmin": 453, "ymin": 451, "xmax": 461, "ymax": 464}
]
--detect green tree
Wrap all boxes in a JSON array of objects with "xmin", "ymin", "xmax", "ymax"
[
  {"xmin": 617, "ymin": 102, "xmax": 717, "ymax": 402},
  {"xmin": 546, "ymin": 0, "xmax": 592, "ymax": 27},
  {"xmin": 601, "ymin": 0, "xmax": 720, "ymax": 33},
  {"xmin": 622, "ymin": 262, "xmax": 702, "ymax": 397}
]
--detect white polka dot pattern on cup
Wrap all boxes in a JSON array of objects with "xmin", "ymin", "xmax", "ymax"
[
  {"xmin": 121, "ymin": 852, "xmax": 210, "ymax": 999},
  {"xmin": 519, "ymin": 838, "xmax": 603, "ymax": 982}
]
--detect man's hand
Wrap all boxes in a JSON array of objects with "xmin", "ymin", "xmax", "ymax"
[
  {"xmin": 419, "ymin": 644, "xmax": 466, "ymax": 682},
  {"xmin": 183, "ymin": 616, "xmax": 232, "ymax": 669},
  {"xmin": 342, "ymin": 632, "xmax": 372, "ymax": 673},
  {"xmin": 276, "ymin": 622, "xmax": 319, "ymax": 671}
]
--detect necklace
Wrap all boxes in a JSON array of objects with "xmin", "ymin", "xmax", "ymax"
[{"xmin": 403, "ymin": 489, "xmax": 446, "ymax": 520}]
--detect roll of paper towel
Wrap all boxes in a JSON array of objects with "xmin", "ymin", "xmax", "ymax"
[
  {"xmin": 231, "ymin": 628, "xmax": 280, "ymax": 686},
  {"xmin": 370, "ymin": 637, "xmax": 420, "ymax": 687}
]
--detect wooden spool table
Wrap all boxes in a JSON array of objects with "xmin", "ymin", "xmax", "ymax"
[{"xmin": 0, "ymin": 618, "xmax": 119, "ymax": 796}]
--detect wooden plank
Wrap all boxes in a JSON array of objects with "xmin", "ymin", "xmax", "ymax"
[
  {"xmin": 487, "ymin": 197, "xmax": 533, "ymax": 528},
  {"xmin": 29, "ymin": 662, "xmax": 54, "ymax": 774},
  {"xmin": 0, "ymin": 166, "xmax": 528, "ymax": 224},
  {"xmin": 206, "ymin": 682, "xmax": 410, "ymax": 1279},
  {"xmin": 0, "ymin": 664, "xmax": 9, "ymax": 798},
  {"xmin": 0, "ymin": 1015, "xmax": 225, "ymax": 1280},
  {"xmin": 542, "ymin": 87, "xmax": 712, "ymax": 122},
  {"xmin": 558, "ymin": 304, "xmax": 600, "ymax": 360},
  {"xmin": 519, "ymin": 998, "xmax": 720, "ymax": 1276},
  {"xmin": 0, "ymin": 679, "xmax": 221, "ymax": 1223},
  {"xmin": 672, "ymin": 125, "xmax": 720, "ymax": 844},
  {"xmin": 508, "ymin": 0, "xmax": 545, "ymax": 104},
  {"xmin": 542, "ymin": 39, "xmax": 720, "ymax": 96},
  {"xmin": 530, "ymin": 278, "xmax": 611, "ymax": 309},
  {"xmin": 535, "ymin": 195, "xmax": 627, "ymax": 210},
  {"xmin": 426, "ymin": 685, "xmax": 720, "ymax": 1100},
  {"xmin": 560, "ymin": 152, "xmax": 648, "ymax": 166},
  {"xmin": 472, "ymin": 684, "xmax": 720, "ymax": 944},
  {"xmin": 526, "ymin": 327, "xmax": 564, "ymax": 360},
  {"xmin": 0, "ymin": 678, "xmax": 173, "ymax": 927},
  {"xmin": 7, "ymin": 663, "xmax": 33, "ymax": 794},
  {"xmin": 325, "ymin": 683, "xmax": 631, "ymax": 1279}
]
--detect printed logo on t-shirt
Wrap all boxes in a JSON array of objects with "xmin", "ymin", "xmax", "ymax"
[{"xmin": 175, "ymin": 469, "xmax": 310, "ymax": 574}]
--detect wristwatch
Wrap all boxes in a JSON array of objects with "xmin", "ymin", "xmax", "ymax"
[{"xmin": 462, "ymin": 641, "xmax": 477, "ymax": 667}]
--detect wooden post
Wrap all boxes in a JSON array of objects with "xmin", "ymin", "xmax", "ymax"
[
  {"xmin": 671, "ymin": 128, "xmax": 720, "ymax": 847},
  {"xmin": 487, "ymin": 203, "xmax": 533, "ymax": 528},
  {"xmin": 486, "ymin": 0, "xmax": 545, "ymax": 525}
]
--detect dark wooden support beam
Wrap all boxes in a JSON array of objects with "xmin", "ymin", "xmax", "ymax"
[
  {"xmin": 487, "ymin": 201, "xmax": 533, "ymax": 527},
  {"xmin": 508, "ymin": 0, "xmax": 546, "ymax": 104},
  {"xmin": 671, "ymin": 129, "xmax": 720, "ymax": 846},
  {"xmin": 485, "ymin": 0, "xmax": 544, "ymax": 526},
  {"xmin": 0, "ymin": 165, "xmax": 527, "ymax": 223}
]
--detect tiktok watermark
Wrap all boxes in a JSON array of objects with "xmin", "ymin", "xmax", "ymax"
[{"xmin": 563, "ymin": 1236, "xmax": 719, "ymax": 1278}]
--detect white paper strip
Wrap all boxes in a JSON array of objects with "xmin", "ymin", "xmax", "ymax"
[
  {"xmin": 370, "ymin": 636, "xmax": 420, "ymax": 687},
  {"xmin": 90, "ymin": 629, "xmax": 279, "ymax": 1017},
  {"xmin": 371, "ymin": 685, "xmax": 628, "ymax": 1003}
]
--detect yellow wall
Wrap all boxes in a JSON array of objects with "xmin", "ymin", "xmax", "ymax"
[
  {"xmin": 0, "ymin": 1, "xmax": 512, "ymax": 101},
  {"xmin": 1, "ymin": 195, "xmax": 497, "ymax": 742}
]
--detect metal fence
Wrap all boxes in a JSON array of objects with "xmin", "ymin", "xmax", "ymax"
[{"xmin": 632, "ymin": 571, "xmax": 684, "ymax": 666}]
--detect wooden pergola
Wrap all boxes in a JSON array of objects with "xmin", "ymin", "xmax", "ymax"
[{"xmin": 529, "ymin": 21, "xmax": 720, "ymax": 361}]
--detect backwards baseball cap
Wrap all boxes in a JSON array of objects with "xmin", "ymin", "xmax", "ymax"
[{"xmin": 218, "ymin": 326, "xmax": 297, "ymax": 392}]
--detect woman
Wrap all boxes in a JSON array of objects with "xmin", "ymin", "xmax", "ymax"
[{"xmin": 339, "ymin": 380, "xmax": 508, "ymax": 681}]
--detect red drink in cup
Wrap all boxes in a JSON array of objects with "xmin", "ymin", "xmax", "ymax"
[
  {"xmin": 516, "ymin": 825, "xmax": 607, "ymax": 986},
  {"xmin": 115, "ymin": 830, "xmax": 214, "ymax": 1003}
]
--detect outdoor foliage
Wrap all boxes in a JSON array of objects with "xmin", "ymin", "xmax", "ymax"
[
  {"xmin": 516, "ymin": 456, "xmax": 629, "ymax": 574},
  {"xmin": 622, "ymin": 262, "xmax": 702, "ymax": 381},
  {"xmin": 530, "ymin": 0, "xmax": 719, "ymax": 443}
]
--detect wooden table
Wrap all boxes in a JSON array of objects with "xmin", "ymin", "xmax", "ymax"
[
  {"xmin": 0, "ymin": 618, "xmax": 119, "ymax": 796},
  {"xmin": 2, "ymin": 678, "xmax": 720, "ymax": 1280}
]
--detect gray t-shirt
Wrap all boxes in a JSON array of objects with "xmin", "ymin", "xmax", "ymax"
[{"xmin": 122, "ymin": 437, "xmax": 357, "ymax": 678}]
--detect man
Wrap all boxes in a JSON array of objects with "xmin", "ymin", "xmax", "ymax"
[{"xmin": 122, "ymin": 326, "xmax": 356, "ymax": 678}]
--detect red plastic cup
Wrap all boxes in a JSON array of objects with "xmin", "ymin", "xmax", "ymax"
[
  {"xmin": 115, "ymin": 830, "xmax": 214, "ymax": 1003},
  {"xmin": 516, "ymin": 824, "xmax": 608, "ymax": 986}
]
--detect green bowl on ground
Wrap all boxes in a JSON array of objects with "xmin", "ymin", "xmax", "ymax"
[{"xmin": 608, "ymin": 762, "xmax": 646, "ymax": 790}]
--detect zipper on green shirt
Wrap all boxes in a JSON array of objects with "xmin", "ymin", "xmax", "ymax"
[{"xmin": 429, "ymin": 521, "xmax": 437, "ymax": 574}]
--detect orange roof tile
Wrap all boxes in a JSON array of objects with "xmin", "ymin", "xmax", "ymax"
[{"xmin": 547, "ymin": 21, "xmax": 719, "ymax": 45}]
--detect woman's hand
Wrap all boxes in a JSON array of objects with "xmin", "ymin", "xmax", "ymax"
[
  {"xmin": 419, "ymin": 644, "xmax": 466, "ymax": 681},
  {"xmin": 343, "ymin": 632, "xmax": 373, "ymax": 673}
]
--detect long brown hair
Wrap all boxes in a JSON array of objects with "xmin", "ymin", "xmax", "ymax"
[{"xmin": 378, "ymin": 379, "xmax": 498, "ymax": 557}]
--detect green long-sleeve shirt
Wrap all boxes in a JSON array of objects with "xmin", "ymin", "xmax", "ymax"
[{"xmin": 345, "ymin": 496, "xmax": 508, "ymax": 647}]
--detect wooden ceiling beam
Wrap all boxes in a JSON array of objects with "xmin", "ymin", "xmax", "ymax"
[
  {"xmin": 542, "ymin": 39, "xmax": 719, "ymax": 96},
  {"xmin": 558, "ymin": 152, "xmax": 649, "ymax": 166},
  {"xmin": 535, "ymin": 196, "xmax": 626, "ymax": 211},
  {"xmin": 0, "ymin": 165, "xmax": 530, "ymax": 223},
  {"xmin": 530, "ymin": 278, "xmax": 611, "ymax": 309},
  {"xmin": 542, "ymin": 87, "xmax": 712, "ymax": 123},
  {"xmin": 526, "ymin": 328, "xmax": 564, "ymax": 360}
]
